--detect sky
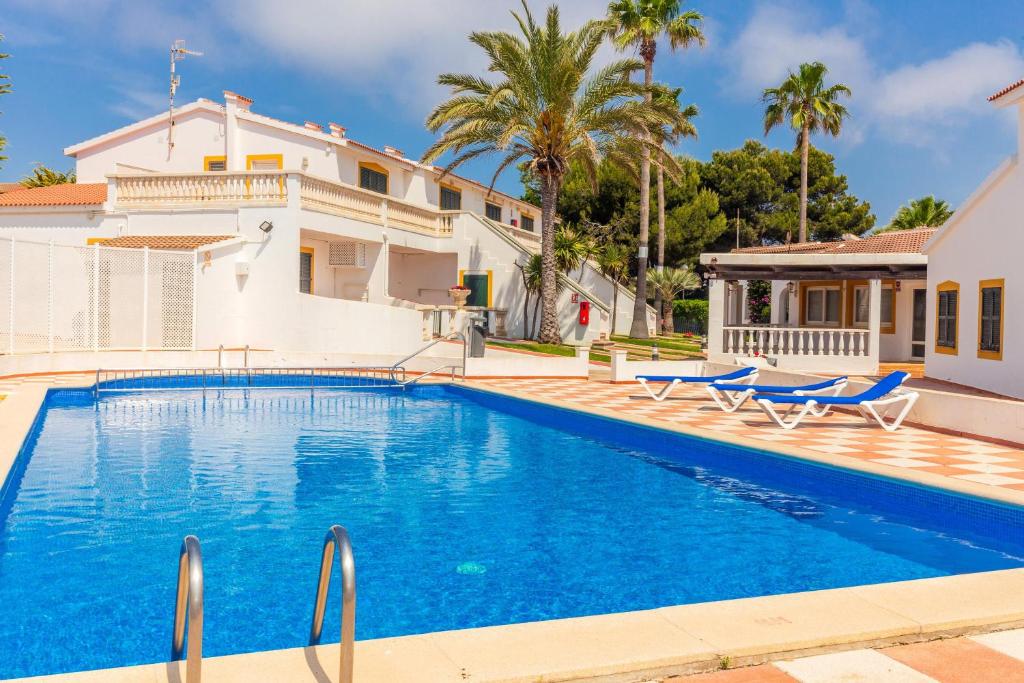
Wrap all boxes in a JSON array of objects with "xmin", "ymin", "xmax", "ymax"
[{"xmin": 1, "ymin": 0, "xmax": 1022, "ymax": 227}]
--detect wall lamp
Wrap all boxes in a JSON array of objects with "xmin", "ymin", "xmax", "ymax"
[{"xmin": 259, "ymin": 220, "xmax": 274, "ymax": 234}]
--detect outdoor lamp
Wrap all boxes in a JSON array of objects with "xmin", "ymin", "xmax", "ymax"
[{"xmin": 259, "ymin": 220, "xmax": 273, "ymax": 234}]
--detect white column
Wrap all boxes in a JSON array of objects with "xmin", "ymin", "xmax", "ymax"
[
  {"xmin": 707, "ymin": 278, "xmax": 726, "ymax": 360},
  {"xmin": 739, "ymin": 280, "xmax": 751, "ymax": 324},
  {"xmin": 868, "ymin": 278, "xmax": 882, "ymax": 372}
]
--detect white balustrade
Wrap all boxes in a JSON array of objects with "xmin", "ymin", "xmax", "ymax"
[
  {"xmin": 722, "ymin": 325, "xmax": 869, "ymax": 358},
  {"xmin": 114, "ymin": 171, "xmax": 287, "ymax": 206}
]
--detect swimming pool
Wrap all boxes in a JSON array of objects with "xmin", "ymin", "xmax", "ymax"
[{"xmin": 1, "ymin": 383, "xmax": 1023, "ymax": 678}]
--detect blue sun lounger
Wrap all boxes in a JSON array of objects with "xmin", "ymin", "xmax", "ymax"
[
  {"xmin": 754, "ymin": 371, "xmax": 918, "ymax": 431},
  {"xmin": 636, "ymin": 366, "xmax": 758, "ymax": 401},
  {"xmin": 706, "ymin": 376, "xmax": 848, "ymax": 413}
]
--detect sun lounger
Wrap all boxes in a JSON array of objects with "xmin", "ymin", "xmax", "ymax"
[
  {"xmin": 636, "ymin": 366, "xmax": 758, "ymax": 402},
  {"xmin": 754, "ymin": 371, "xmax": 918, "ymax": 431},
  {"xmin": 706, "ymin": 376, "xmax": 848, "ymax": 413}
]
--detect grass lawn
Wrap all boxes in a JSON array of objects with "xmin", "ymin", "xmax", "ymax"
[
  {"xmin": 610, "ymin": 334, "xmax": 702, "ymax": 353},
  {"xmin": 487, "ymin": 340, "xmax": 611, "ymax": 363}
]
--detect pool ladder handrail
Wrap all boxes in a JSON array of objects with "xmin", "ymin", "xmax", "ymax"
[
  {"xmin": 309, "ymin": 524, "xmax": 356, "ymax": 683},
  {"xmin": 389, "ymin": 331, "xmax": 466, "ymax": 385},
  {"xmin": 172, "ymin": 535, "xmax": 204, "ymax": 683}
]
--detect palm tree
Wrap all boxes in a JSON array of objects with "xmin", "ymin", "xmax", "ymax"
[
  {"xmin": 554, "ymin": 225, "xmax": 591, "ymax": 278},
  {"xmin": 879, "ymin": 196, "xmax": 954, "ymax": 232},
  {"xmin": 424, "ymin": 2, "xmax": 684, "ymax": 344},
  {"xmin": 597, "ymin": 242, "xmax": 630, "ymax": 335},
  {"xmin": 0, "ymin": 35, "xmax": 10, "ymax": 166},
  {"xmin": 647, "ymin": 266, "xmax": 700, "ymax": 335},
  {"xmin": 762, "ymin": 61, "xmax": 851, "ymax": 243},
  {"xmin": 517, "ymin": 253, "xmax": 544, "ymax": 339},
  {"xmin": 20, "ymin": 164, "xmax": 76, "ymax": 188},
  {"xmin": 607, "ymin": 0, "xmax": 705, "ymax": 338}
]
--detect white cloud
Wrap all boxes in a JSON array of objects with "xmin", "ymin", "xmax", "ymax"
[
  {"xmin": 724, "ymin": 1, "xmax": 1024, "ymax": 150},
  {"xmin": 215, "ymin": 0, "xmax": 611, "ymax": 113}
]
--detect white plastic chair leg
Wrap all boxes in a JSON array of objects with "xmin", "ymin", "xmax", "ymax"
[{"xmin": 637, "ymin": 378, "xmax": 681, "ymax": 401}]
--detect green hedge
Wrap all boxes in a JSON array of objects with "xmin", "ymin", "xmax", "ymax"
[{"xmin": 672, "ymin": 299, "xmax": 708, "ymax": 324}]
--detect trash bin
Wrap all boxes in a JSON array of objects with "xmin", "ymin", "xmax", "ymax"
[{"xmin": 468, "ymin": 314, "xmax": 488, "ymax": 358}]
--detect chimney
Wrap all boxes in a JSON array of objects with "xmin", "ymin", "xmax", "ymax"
[
  {"xmin": 328, "ymin": 122, "xmax": 347, "ymax": 138},
  {"xmin": 223, "ymin": 90, "xmax": 253, "ymax": 112},
  {"xmin": 304, "ymin": 121, "xmax": 323, "ymax": 132},
  {"xmin": 384, "ymin": 146, "xmax": 404, "ymax": 158}
]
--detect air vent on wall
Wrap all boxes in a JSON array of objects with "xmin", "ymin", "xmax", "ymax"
[{"xmin": 328, "ymin": 241, "xmax": 367, "ymax": 268}]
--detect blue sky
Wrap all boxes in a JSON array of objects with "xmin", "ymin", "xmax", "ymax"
[{"xmin": 1, "ymin": 0, "xmax": 1022, "ymax": 227}]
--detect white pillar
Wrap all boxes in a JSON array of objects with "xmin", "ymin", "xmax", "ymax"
[
  {"xmin": 868, "ymin": 278, "xmax": 882, "ymax": 373},
  {"xmin": 739, "ymin": 280, "xmax": 751, "ymax": 324},
  {"xmin": 707, "ymin": 278, "xmax": 726, "ymax": 360}
]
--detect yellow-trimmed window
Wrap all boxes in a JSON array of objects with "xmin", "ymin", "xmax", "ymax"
[
  {"xmin": 359, "ymin": 162, "xmax": 389, "ymax": 194},
  {"xmin": 204, "ymin": 155, "xmax": 227, "ymax": 171},
  {"xmin": 978, "ymin": 278, "xmax": 1004, "ymax": 360},
  {"xmin": 246, "ymin": 154, "xmax": 283, "ymax": 170},
  {"xmin": 440, "ymin": 184, "xmax": 462, "ymax": 210},
  {"xmin": 935, "ymin": 281, "xmax": 959, "ymax": 355},
  {"xmin": 485, "ymin": 202, "xmax": 502, "ymax": 222},
  {"xmin": 520, "ymin": 213, "xmax": 535, "ymax": 232},
  {"xmin": 299, "ymin": 247, "xmax": 314, "ymax": 295},
  {"xmin": 851, "ymin": 282, "xmax": 896, "ymax": 334}
]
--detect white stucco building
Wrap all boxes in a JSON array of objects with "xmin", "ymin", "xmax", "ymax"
[
  {"xmin": 922, "ymin": 78, "xmax": 1024, "ymax": 399},
  {"xmin": 0, "ymin": 91, "xmax": 654, "ymax": 360}
]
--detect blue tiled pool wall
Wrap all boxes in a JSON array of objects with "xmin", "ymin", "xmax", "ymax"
[
  {"xmin": 448, "ymin": 384, "xmax": 1024, "ymax": 556},
  {"xmin": 95, "ymin": 371, "xmax": 397, "ymax": 392},
  {"xmin": 0, "ymin": 394, "xmax": 50, "ymax": 531}
]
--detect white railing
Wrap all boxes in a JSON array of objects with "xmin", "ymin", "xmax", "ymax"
[
  {"xmin": 723, "ymin": 325, "xmax": 870, "ymax": 358},
  {"xmin": 113, "ymin": 171, "xmax": 288, "ymax": 206},
  {"xmin": 0, "ymin": 238, "xmax": 196, "ymax": 354},
  {"xmin": 298, "ymin": 174, "xmax": 452, "ymax": 237},
  {"xmin": 112, "ymin": 171, "xmax": 472, "ymax": 238}
]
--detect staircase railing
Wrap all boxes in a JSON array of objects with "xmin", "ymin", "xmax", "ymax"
[{"xmin": 388, "ymin": 331, "xmax": 466, "ymax": 385}]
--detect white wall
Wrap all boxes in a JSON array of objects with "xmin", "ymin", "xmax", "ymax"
[
  {"xmin": 388, "ymin": 250, "xmax": 458, "ymax": 305},
  {"xmin": 926, "ymin": 157, "xmax": 1022, "ymax": 398}
]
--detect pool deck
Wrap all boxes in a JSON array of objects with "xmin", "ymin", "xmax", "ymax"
[{"xmin": 3, "ymin": 373, "xmax": 1024, "ymax": 682}]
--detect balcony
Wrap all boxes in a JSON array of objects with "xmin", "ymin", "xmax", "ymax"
[{"xmin": 109, "ymin": 171, "xmax": 455, "ymax": 238}]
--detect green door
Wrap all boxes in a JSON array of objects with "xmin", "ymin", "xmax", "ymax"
[{"xmin": 463, "ymin": 273, "xmax": 488, "ymax": 307}]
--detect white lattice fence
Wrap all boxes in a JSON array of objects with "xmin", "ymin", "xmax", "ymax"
[{"xmin": 0, "ymin": 238, "xmax": 196, "ymax": 354}]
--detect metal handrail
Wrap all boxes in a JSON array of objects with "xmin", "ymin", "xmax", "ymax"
[
  {"xmin": 309, "ymin": 525, "xmax": 356, "ymax": 683},
  {"xmin": 172, "ymin": 535, "xmax": 203, "ymax": 683},
  {"xmin": 389, "ymin": 331, "xmax": 466, "ymax": 384},
  {"xmin": 398, "ymin": 363, "xmax": 463, "ymax": 387}
]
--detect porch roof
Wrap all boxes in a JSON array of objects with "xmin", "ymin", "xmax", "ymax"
[{"xmin": 700, "ymin": 229, "xmax": 931, "ymax": 281}]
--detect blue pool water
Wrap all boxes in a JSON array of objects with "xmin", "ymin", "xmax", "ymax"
[{"xmin": 1, "ymin": 384, "xmax": 1024, "ymax": 678}]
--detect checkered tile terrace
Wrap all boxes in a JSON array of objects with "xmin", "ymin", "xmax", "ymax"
[{"xmin": 476, "ymin": 378, "xmax": 1024, "ymax": 495}]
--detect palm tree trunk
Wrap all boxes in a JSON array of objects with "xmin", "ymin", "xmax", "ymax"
[
  {"xmin": 610, "ymin": 279, "xmax": 619, "ymax": 336},
  {"xmin": 531, "ymin": 296, "xmax": 541, "ymax": 339},
  {"xmin": 538, "ymin": 172, "xmax": 561, "ymax": 343},
  {"xmin": 799, "ymin": 124, "xmax": 809, "ymax": 243},
  {"xmin": 653, "ymin": 164, "xmax": 666, "ymax": 333},
  {"xmin": 629, "ymin": 54, "xmax": 654, "ymax": 339}
]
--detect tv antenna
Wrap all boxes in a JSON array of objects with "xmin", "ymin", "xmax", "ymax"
[{"xmin": 168, "ymin": 39, "xmax": 203, "ymax": 156}]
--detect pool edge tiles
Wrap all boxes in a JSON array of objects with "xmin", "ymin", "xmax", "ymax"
[
  {"xmin": 9, "ymin": 567, "xmax": 1024, "ymax": 683},
  {"xmin": 0, "ymin": 385, "xmax": 50, "ymax": 522},
  {"xmin": 456, "ymin": 379, "xmax": 1024, "ymax": 509}
]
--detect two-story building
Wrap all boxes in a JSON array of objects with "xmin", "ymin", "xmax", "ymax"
[{"xmin": 0, "ymin": 91, "xmax": 654, "ymax": 359}]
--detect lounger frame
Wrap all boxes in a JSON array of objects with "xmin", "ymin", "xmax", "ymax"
[
  {"xmin": 755, "ymin": 380, "xmax": 919, "ymax": 432},
  {"xmin": 637, "ymin": 368, "xmax": 758, "ymax": 402},
  {"xmin": 706, "ymin": 377, "xmax": 848, "ymax": 413}
]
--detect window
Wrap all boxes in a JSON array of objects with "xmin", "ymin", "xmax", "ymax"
[
  {"xmin": 204, "ymin": 156, "xmax": 226, "ymax": 172},
  {"xmin": 852, "ymin": 283, "xmax": 895, "ymax": 332},
  {"xmin": 299, "ymin": 248, "xmax": 314, "ymax": 294},
  {"xmin": 521, "ymin": 214, "xmax": 535, "ymax": 232},
  {"xmin": 359, "ymin": 163, "xmax": 388, "ymax": 194},
  {"xmin": 440, "ymin": 185, "xmax": 462, "ymax": 210},
  {"xmin": 935, "ymin": 281, "xmax": 959, "ymax": 354},
  {"xmin": 246, "ymin": 154, "xmax": 283, "ymax": 170},
  {"xmin": 978, "ymin": 279, "xmax": 1004, "ymax": 360},
  {"xmin": 485, "ymin": 202, "xmax": 502, "ymax": 222},
  {"xmin": 805, "ymin": 287, "xmax": 840, "ymax": 325}
]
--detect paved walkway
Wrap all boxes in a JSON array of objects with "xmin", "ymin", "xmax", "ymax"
[
  {"xmin": 671, "ymin": 629, "xmax": 1024, "ymax": 682},
  {"xmin": 478, "ymin": 378, "xmax": 1024, "ymax": 497}
]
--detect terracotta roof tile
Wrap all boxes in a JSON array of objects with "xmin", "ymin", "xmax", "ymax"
[
  {"xmin": 988, "ymin": 79, "xmax": 1024, "ymax": 102},
  {"xmin": 0, "ymin": 183, "xmax": 22, "ymax": 194},
  {"xmin": 0, "ymin": 183, "xmax": 107, "ymax": 207},
  {"xmin": 732, "ymin": 228, "xmax": 937, "ymax": 256},
  {"xmin": 96, "ymin": 235, "xmax": 234, "ymax": 250}
]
